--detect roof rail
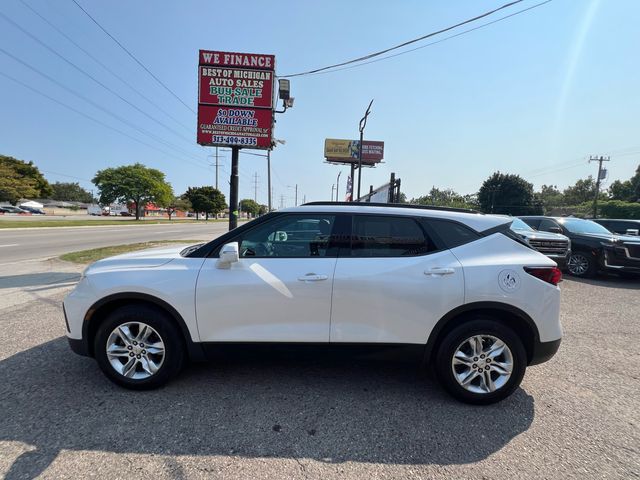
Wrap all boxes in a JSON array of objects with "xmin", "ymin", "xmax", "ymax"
[{"xmin": 302, "ymin": 201, "xmax": 481, "ymax": 214}]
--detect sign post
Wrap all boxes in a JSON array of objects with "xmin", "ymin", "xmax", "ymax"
[{"xmin": 197, "ymin": 50, "xmax": 275, "ymax": 229}]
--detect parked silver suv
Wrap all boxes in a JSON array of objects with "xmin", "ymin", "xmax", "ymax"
[{"xmin": 510, "ymin": 218, "xmax": 571, "ymax": 269}]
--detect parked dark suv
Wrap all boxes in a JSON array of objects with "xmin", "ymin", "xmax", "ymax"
[
  {"xmin": 520, "ymin": 216, "xmax": 640, "ymax": 278},
  {"xmin": 593, "ymin": 219, "xmax": 640, "ymax": 236}
]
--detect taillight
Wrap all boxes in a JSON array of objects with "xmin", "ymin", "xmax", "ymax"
[{"xmin": 524, "ymin": 267, "xmax": 562, "ymax": 286}]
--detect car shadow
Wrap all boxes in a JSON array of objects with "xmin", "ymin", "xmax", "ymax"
[
  {"xmin": 0, "ymin": 272, "xmax": 81, "ymax": 290},
  {"xmin": 1, "ymin": 338, "xmax": 535, "ymax": 479}
]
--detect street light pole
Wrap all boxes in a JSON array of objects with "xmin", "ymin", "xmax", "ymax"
[
  {"xmin": 336, "ymin": 171, "xmax": 342, "ymax": 201},
  {"xmin": 357, "ymin": 99, "xmax": 374, "ymax": 201},
  {"xmin": 331, "ymin": 184, "xmax": 335, "ymax": 201}
]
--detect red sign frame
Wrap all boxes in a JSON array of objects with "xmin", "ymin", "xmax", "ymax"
[{"xmin": 197, "ymin": 49, "xmax": 275, "ymax": 150}]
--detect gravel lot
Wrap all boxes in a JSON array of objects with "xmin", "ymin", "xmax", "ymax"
[{"xmin": 0, "ymin": 259, "xmax": 638, "ymax": 479}]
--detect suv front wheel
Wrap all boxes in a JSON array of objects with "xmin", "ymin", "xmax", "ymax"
[
  {"xmin": 94, "ymin": 305, "xmax": 185, "ymax": 390},
  {"xmin": 436, "ymin": 319, "xmax": 526, "ymax": 404}
]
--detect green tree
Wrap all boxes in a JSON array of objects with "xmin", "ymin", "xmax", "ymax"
[
  {"xmin": 536, "ymin": 184, "xmax": 565, "ymax": 213},
  {"xmin": 0, "ymin": 155, "xmax": 52, "ymax": 203},
  {"xmin": 477, "ymin": 172, "xmax": 542, "ymax": 215},
  {"xmin": 412, "ymin": 187, "xmax": 476, "ymax": 209},
  {"xmin": 609, "ymin": 164, "xmax": 639, "ymax": 202},
  {"xmin": 562, "ymin": 176, "xmax": 604, "ymax": 206},
  {"xmin": 167, "ymin": 196, "xmax": 192, "ymax": 220},
  {"xmin": 92, "ymin": 163, "xmax": 173, "ymax": 220},
  {"xmin": 51, "ymin": 182, "xmax": 94, "ymax": 203},
  {"xmin": 609, "ymin": 180, "xmax": 634, "ymax": 202},
  {"xmin": 239, "ymin": 198, "xmax": 260, "ymax": 217},
  {"xmin": 0, "ymin": 162, "xmax": 38, "ymax": 204},
  {"xmin": 183, "ymin": 186, "xmax": 226, "ymax": 220}
]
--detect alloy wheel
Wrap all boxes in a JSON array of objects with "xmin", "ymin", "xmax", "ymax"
[
  {"xmin": 451, "ymin": 334, "xmax": 513, "ymax": 394},
  {"xmin": 105, "ymin": 322, "xmax": 165, "ymax": 379},
  {"xmin": 568, "ymin": 253, "xmax": 589, "ymax": 276}
]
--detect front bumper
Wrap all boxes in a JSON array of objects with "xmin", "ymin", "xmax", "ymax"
[
  {"xmin": 602, "ymin": 244, "xmax": 640, "ymax": 273},
  {"xmin": 529, "ymin": 338, "xmax": 561, "ymax": 365},
  {"xmin": 68, "ymin": 337, "xmax": 90, "ymax": 356}
]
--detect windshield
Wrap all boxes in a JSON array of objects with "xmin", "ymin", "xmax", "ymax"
[
  {"xmin": 510, "ymin": 218, "xmax": 534, "ymax": 232},
  {"xmin": 559, "ymin": 219, "xmax": 612, "ymax": 235}
]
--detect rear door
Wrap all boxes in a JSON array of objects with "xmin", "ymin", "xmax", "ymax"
[{"xmin": 329, "ymin": 214, "xmax": 464, "ymax": 344}]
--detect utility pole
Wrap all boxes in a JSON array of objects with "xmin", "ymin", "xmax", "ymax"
[
  {"xmin": 357, "ymin": 99, "xmax": 374, "ymax": 201},
  {"xmin": 295, "ymin": 184, "xmax": 298, "ymax": 206},
  {"xmin": 279, "ymin": 194, "xmax": 285, "ymax": 209},
  {"xmin": 336, "ymin": 171, "xmax": 342, "ymax": 201},
  {"xmin": 253, "ymin": 172, "xmax": 259, "ymax": 203},
  {"xmin": 303, "ymin": 194, "xmax": 306, "ymax": 204},
  {"xmin": 589, "ymin": 155, "xmax": 610, "ymax": 218}
]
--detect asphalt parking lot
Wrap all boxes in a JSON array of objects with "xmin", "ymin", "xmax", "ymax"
[{"xmin": 0, "ymin": 259, "xmax": 638, "ymax": 479}]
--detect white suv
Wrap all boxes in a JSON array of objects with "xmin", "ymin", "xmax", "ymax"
[{"xmin": 64, "ymin": 203, "xmax": 562, "ymax": 404}]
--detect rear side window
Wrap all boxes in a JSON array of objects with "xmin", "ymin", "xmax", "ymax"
[
  {"xmin": 422, "ymin": 219, "xmax": 480, "ymax": 249},
  {"xmin": 351, "ymin": 215, "xmax": 434, "ymax": 257}
]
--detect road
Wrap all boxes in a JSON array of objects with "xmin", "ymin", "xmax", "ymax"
[
  {"xmin": 0, "ymin": 222, "xmax": 231, "ymax": 264},
  {"xmin": 0, "ymin": 251, "xmax": 638, "ymax": 478}
]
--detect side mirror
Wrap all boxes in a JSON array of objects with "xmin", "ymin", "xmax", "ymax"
[
  {"xmin": 216, "ymin": 242, "xmax": 239, "ymax": 269},
  {"xmin": 548, "ymin": 226, "xmax": 562, "ymax": 234}
]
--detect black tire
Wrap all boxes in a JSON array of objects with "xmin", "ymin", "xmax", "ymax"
[
  {"xmin": 567, "ymin": 251, "xmax": 597, "ymax": 278},
  {"xmin": 94, "ymin": 305, "xmax": 185, "ymax": 390},
  {"xmin": 435, "ymin": 319, "xmax": 527, "ymax": 405}
]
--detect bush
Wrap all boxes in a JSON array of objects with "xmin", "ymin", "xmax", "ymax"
[{"xmin": 597, "ymin": 200, "xmax": 640, "ymax": 219}]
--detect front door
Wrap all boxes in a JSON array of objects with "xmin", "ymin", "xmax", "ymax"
[{"xmin": 196, "ymin": 213, "xmax": 338, "ymax": 342}]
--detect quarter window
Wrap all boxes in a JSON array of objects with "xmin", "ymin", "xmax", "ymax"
[{"xmin": 351, "ymin": 215, "xmax": 434, "ymax": 257}]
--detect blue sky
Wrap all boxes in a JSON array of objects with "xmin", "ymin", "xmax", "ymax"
[{"xmin": 1, "ymin": 0, "xmax": 638, "ymax": 206}]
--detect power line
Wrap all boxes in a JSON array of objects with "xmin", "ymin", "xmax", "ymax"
[
  {"xmin": 0, "ymin": 10, "xmax": 195, "ymax": 146},
  {"xmin": 17, "ymin": 0, "xmax": 192, "ymax": 133},
  {"xmin": 0, "ymin": 71, "xmax": 209, "ymax": 172},
  {"xmin": 0, "ymin": 47, "xmax": 208, "ymax": 166},
  {"xmin": 298, "ymin": 0, "xmax": 553, "ymax": 77},
  {"xmin": 280, "ymin": 0, "xmax": 534, "ymax": 77},
  {"xmin": 69, "ymin": 0, "xmax": 196, "ymax": 115}
]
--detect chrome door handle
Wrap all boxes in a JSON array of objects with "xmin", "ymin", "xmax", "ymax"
[
  {"xmin": 424, "ymin": 267, "xmax": 455, "ymax": 276},
  {"xmin": 298, "ymin": 273, "xmax": 328, "ymax": 282}
]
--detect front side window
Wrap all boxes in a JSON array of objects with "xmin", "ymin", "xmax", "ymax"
[
  {"xmin": 238, "ymin": 214, "xmax": 336, "ymax": 258},
  {"xmin": 538, "ymin": 219, "xmax": 562, "ymax": 232},
  {"xmin": 351, "ymin": 215, "xmax": 434, "ymax": 257}
]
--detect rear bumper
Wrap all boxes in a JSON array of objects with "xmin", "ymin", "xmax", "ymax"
[{"xmin": 529, "ymin": 338, "xmax": 561, "ymax": 365}]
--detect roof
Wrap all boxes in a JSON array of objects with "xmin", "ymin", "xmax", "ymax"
[{"xmin": 282, "ymin": 203, "xmax": 511, "ymax": 232}]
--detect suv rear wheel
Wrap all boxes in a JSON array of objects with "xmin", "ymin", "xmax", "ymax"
[
  {"xmin": 94, "ymin": 305, "xmax": 185, "ymax": 389},
  {"xmin": 435, "ymin": 319, "xmax": 526, "ymax": 404}
]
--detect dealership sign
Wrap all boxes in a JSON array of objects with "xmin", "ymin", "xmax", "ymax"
[
  {"xmin": 324, "ymin": 139, "xmax": 384, "ymax": 164},
  {"xmin": 197, "ymin": 50, "xmax": 275, "ymax": 149}
]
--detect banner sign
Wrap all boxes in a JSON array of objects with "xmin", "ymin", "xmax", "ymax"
[
  {"xmin": 324, "ymin": 139, "xmax": 384, "ymax": 164},
  {"xmin": 197, "ymin": 50, "xmax": 275, "ymax": 150},
  {"xmin": 197, "ymin": 106, "xmax": 272, "ymax": 149}
]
